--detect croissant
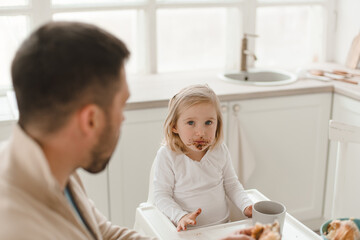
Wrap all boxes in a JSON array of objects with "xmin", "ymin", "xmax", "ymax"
[
  {"xmin": 251, "ymin": 221, "xmax": 281, "ymax": 240},
  {"xmin": 325, "ymin": 219, "xmax": 360, "ymax": 240}
]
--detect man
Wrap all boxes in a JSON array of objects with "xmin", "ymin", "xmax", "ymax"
[
  {"xmin": 0, "ymin": 21, "xmax": 252, "ymax": 240},
  {"xmin": 0, "ymin": 21, "xmax": 154, "ymax": 239}
]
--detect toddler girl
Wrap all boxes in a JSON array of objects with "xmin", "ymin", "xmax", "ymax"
[{"xmin": 153, "ymin": 84, "xmax": 253, "ymax": 232}]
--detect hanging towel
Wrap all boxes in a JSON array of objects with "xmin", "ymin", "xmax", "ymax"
[{"xmin": 228, "ymin": 111, "xmax": 256, "ymax": 185}]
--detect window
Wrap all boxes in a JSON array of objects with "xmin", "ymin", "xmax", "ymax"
[
  {"xmin": 0, "ymin": 0, "xmax": 332, "ymax": 89},
  {"xmin": 157, "ymin": 8, "xmax": 228, "ymax": 72},
  {"xmin": 52, "ymin": 0, "xmax": 144, "ymax": 5},
  {"xmin": 0, "ymin": 0, "xmax": 28, "ymax": 7},
  {"xmin": 256, "ymin": 5, "xmax": 324, "ymax": 70},
  {"xmin": 53, "ymin": 10, "xmax": 138, "ymax": 73},
  {"xmin": 0, "ymin": 15, "xmax": 29, "ymax": 89}
]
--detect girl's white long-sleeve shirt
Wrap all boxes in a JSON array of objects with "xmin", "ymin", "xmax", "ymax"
[{"xmin": 153, "ymin": 143, "xmax": 253, "ymax": 228}]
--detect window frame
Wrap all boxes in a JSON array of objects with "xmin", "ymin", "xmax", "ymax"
[{"xmin": 0, "ymin": 0, "xmax": 336, "ymax": 91}]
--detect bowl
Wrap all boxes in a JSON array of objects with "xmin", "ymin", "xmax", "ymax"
[{"xmin": 320, "ymin": 218, "xmax": 360, "ymax": 239}]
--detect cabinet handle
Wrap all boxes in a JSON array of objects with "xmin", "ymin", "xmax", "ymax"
[
  {"xmin": 233, "ymin": 104, "xmax": 240, "ymax": 112},
  {"xmin": 221, "ymin": 105, "xmax": 228, "ymax": 113}
]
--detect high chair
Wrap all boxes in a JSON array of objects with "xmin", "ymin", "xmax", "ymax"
[
  {"xmin": 328, "ymin": 120, "xmax": 360, "ymax": 219},
  {"xmin": 133, "ymin": 158, "xmax": 322, "ymax": 239}
]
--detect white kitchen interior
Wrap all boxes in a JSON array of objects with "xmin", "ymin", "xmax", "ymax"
[{"xmin": 0, "ymin": 0, "xmax": 360, "ymax": 238}]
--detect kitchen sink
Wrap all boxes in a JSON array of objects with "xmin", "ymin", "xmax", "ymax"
[{"xmin": 219, "ymin": 69, "xmax": 297, "ymax": 86}]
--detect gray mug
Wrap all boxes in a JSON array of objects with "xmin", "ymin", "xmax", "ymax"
[{"xmin": 252, "ymin": 200, "xmax": 286, "ymax": 234}]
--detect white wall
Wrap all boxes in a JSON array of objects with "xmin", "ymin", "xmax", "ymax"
[{"xmin": 334, "ymin": 0, "xmax": 360, "ymax": 65}]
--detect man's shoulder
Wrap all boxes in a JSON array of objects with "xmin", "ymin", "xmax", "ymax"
[
  {"xmin": 0, "ymin": 179, "xmax": 41, "ymax": 215},
  {"xmin": 0, "ymin": 186, "xmax": 50, "ymax": 238},
  {"xmin": 0, "ymin": 185, "xmax": 87, "ymax": 239}
]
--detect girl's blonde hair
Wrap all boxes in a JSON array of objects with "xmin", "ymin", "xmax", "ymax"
[{"xmin": 164, "ymin": 84, "xmax": 224, "ymax": 154}]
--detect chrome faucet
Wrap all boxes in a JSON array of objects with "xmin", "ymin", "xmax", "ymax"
[{"xmin": 241, "ymin": 33, "xmax": 258, "ymax": 72}]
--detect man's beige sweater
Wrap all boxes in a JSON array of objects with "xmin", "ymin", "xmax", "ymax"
[{"xmin": 0, "ymin": 125, "xmax": 155, "ymax": 240}]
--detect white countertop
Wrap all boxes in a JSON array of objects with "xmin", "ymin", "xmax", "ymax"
[
  {"xmin": 125, "ymin": 71, "xmax": 334, "ymax": 110},
  {"xmin": 125, "ymin": 62, "xmax": 360, "ymax": 110},
  {"xmin": 1, "ymin": 63, "xmax": 360, "ymax": 120}
]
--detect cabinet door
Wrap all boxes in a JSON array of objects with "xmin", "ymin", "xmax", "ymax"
[
  {"xmin": 228, "ymin": 93, "xmax": 331, "ymax": 225},
  {"xmin": 108, "ymin": 107, "xmax": 167, "ymax": 228},
  {"xmin": 221, "ymin": 103, "xmax": 229, "ymax": 145},
  {"xmin": 324, "ymin": 94, "xmax": 360, "ymax": 219}
]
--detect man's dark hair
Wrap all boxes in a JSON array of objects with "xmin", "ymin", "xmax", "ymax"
[{"xmin": 11, "ymin": 21, "xmax": 130, "ymax": 133}]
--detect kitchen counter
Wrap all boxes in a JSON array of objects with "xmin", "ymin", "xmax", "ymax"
[
  {"xmin": 1, "ymin": 63, "xmax": 360, "ymax": 119},
  {"xmin": 125, "ymin": 65, "xmax": 360, "ymax": 110}
]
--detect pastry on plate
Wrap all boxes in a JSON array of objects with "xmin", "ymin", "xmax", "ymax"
[
  {"xmin": 325, "ymin": 218, "xmax": 360, "ymax": 240},
  {"xmin": 251, "ymin": 221, "xmax": 281, "ymax": 240}
]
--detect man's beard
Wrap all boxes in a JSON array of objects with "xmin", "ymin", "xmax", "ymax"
[
  {"xmin": 85, "ymin": 154, "xmax": 111, "ymax": 174},
  {"xmin": 85, "ymin": 121, "xmax": 119, "ymax": 174}
]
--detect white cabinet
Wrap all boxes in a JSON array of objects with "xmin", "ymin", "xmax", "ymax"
[
  {"xmin": 108, "ymin": 107, "xmax": 168, "ymax": 228},
  {"xmin": 228, "ymin": 93, "xmax": 331, "ymax": 229},
  {"xmin": 221, "ymin": 103, "xmax": 229, "ymax": 145},
  {"xmin": 324, "ymin": 94, "xmax": 360, "ymax": 220}
]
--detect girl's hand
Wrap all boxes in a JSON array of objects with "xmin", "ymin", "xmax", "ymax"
[
  {"xmin": 220, "ymin": 227, "xmax": 255, "ymax": 240},
  {"xmin": 244, "ymin": 205, "xmax": 253, "ymax": 218},
  {"xmin": 177, "ymin": 208, "xmax": 202, "ymax": 231}
]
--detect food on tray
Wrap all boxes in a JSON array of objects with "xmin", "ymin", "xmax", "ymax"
[
  {"xmin": 251, "ymin": 221, "xmax": 281, "ymax": 240},
  {"xmin": 325, "ymin": 219, "xmax": 360, "ymax": 240}
]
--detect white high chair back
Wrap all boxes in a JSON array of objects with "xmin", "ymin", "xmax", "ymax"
[
  {"xmin": 146, "ymin": 158, "xmax": 156, "ymax": 204},
  {"xmin": 328, "ymin": 120, "xmax": 360, "ymax": 219}
]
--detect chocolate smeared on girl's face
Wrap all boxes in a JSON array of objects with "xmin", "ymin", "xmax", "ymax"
[
  {"xmin": 186, "ymin": 137, "xmax": 211, "ymax": 151},
  {"xmin": 174, "ymin": 102, "xmax": 218, "ymax": 156}
]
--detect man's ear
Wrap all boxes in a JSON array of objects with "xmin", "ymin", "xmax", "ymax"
[{"xmin": 78, "ymin": 104, "xmax": 104, "ymax": 136}]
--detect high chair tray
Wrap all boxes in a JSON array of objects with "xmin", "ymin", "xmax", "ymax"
[{"xmin": 134, "ymin": 189, "xmax": 322, "ymax": 240}]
